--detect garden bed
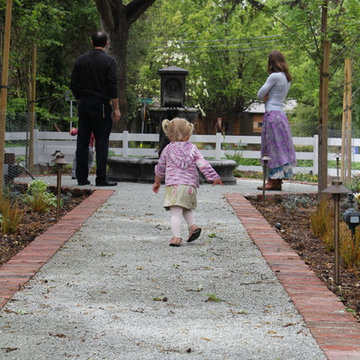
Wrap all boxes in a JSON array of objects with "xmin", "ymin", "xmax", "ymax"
[
  {"xmin": 249, "ymin": 195, "xmax": 360, "ymax": 320},
  {"xmin": 0, "ymin": 184, "xmax": 90, "ymax": 266}
]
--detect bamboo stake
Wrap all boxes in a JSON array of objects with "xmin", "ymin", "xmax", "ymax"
[
  {"xmin": 341, "ymin": 59, "xmax": 348, "ymax": 181},
  {"xmin": 340, "ymin": 58, "xmax": 352, "ymax": 182},
  {"xmin": 318, "ymin": 1, "xmax": 329, "ymax": 196},
  {"xmin": 319, "ymin": 40, "xmax": 330, "ymax": 194},
  {"xmin": 0, "ymin": 0, "xmax": 13, "ymax": 196},
  {"xmin": 346, "ymin": 58, "xmax": 352, "ymax": 183},
  {"xmin": 28, "ymin": 43, "xmax": 37, "ymax": 174}
]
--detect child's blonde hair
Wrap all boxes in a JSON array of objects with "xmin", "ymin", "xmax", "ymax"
[{"xmin": 162, "ymin": 117, "xmax": 194, "ymax": 142}]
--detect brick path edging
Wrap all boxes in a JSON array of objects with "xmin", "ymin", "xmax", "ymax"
[
  {"xmin": 0, "ymin": 189, "xmax": 114, "ymax": 309},
  {"xmin": 225, "ymin": 193, "xmax": 360, "ymax": 360}
]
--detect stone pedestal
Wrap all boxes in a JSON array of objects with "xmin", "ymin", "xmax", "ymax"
[{"xmin": 107, "ymin": 157, "xmax": 237, "ymax": 185}]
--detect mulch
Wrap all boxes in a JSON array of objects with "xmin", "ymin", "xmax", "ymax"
[{"xmin": 249, "ymin": 196, "xmax": 360, "ymax": 320}]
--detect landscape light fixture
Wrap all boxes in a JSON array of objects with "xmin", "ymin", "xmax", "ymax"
[
  {"xmin": 322, "ymin": 179, "xmax": 350, "ymax": 285},
  {"xmin": 52, "ymin": 150, "xmax": 67, "ymax": 220}
]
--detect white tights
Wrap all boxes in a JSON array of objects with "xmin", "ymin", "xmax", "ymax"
[{"xmin": 170, "ymin": 206, "xmax": 195, "ymax": 238}]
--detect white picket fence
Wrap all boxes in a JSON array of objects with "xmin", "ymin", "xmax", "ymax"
[{"xmin": 5, "ymin": 130, "xmax": 360, "ymax": 176}]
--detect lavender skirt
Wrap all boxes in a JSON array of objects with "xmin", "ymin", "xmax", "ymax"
[{"xmin": 260, "ymin": 111, "xmax": 296, "ymax": 179}]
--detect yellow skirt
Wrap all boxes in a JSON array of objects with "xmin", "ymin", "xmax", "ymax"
[{"xmin": 164, "ymin": 184, "xmax": 197, "ymax": 210}]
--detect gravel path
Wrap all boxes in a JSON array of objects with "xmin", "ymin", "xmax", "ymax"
[{"xmin": 0, "ymin": 178, "xmax": 325, "ymax": 360}]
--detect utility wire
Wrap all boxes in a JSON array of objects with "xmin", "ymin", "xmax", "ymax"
[
  {"xmin": 330, "ymin": 31, "xmax": 360, "ymax": 67},
  {"xmin": 174, "ymin": 39, "xmax": 279, "ymax": 50},
  {"xmin": 177, "ymin": 45, "xmax": 281, "ymax": 53},
  {"xmin": 171, "ymin": 34, "xmax": 283, "ymax": 44}
]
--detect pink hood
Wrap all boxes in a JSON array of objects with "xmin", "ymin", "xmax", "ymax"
[{"xmin": 166, "ymin": 142, "xmax": 196, "ymax": 169}]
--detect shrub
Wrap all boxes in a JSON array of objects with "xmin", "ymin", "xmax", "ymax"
[
  {"xmin": 0, "ymin": 197, "xmax": 24, "ymax": 234},
  {"xmin": 225, "ymin": 152, "xmax": 243, "ymax": 166},
  {"xmin": 282, "ymin": 195, "xmax": 315, "ymax": 210},
  {"xmin": 322, "ymin": 228, "xmax": 335, "ymax": 252},
  {"xmin": 310, "ymin": 200, "xmax": 333, "ymax": 239},
  {"xmin": 23, "ymin": 179, "xmax": 57, "ymax": 212},
  {"xmin": 293, "ymin": 173, "xmax": 318, "ymax": 183},
  {"xmin": 321, "ymin": 222, "xmax": 350, "ymax": 253},
  {"xmin": 233, "ymin": 170, "xmax": 262, "ymax": 179},
  {"xmin": 346, "ymin": 175, "xmax": 360, "ymax": 193},
  {"xmin": 340, "ymin": 225, "xmax": 360, "ymax": 268}
]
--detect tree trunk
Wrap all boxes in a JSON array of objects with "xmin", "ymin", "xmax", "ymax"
[
  {"xmin": 109, "ymin": 18, "xmax": 129, "ymax": 132},
  {"xmin": 94, "ymin": 0, "xmax": 156, "ymax": 131}
]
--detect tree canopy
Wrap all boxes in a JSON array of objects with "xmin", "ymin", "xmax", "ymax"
[
  {"xmin": 1, "ymin": 0, "xmax": 360, "ymax": 135},
  {"xmin": 1, "ymin": 0, "xmax": 99, "ymax": 129}
]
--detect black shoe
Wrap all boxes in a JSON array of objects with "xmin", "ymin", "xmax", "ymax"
[
  {"xmin": 78, "ymin": 180, "xmax": 90, "ymax": 186},
  {"xmin": 95, "ymin": 180, "xmax": 117, "ymax": 187}
]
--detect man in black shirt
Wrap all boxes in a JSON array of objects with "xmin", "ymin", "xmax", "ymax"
[{"xmin": 70, "ymin": 31, "xmax": 121, "ymax": 186}]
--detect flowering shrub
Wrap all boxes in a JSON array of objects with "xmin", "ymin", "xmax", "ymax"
[{"xmin": 354, "ymin": 193, "xmax": 360, "ymax": 206}]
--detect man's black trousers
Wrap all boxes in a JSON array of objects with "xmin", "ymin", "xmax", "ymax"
[{"xmin": 76, "ymin": 95, "xmax": 112, "ymax": 183}]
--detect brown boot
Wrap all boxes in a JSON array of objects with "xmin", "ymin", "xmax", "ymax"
[{"xmin": 257, "ymin": 178, "xmax": 282, "ymax": 191}]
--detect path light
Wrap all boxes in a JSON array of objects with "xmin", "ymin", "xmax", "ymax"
[
  {"xmin": 336, "ymin": 155, "xmax": 340, "ymax": 179},
  {"xmin": 261, "ymin": 155, "xmax": 271, "ymax": 199},
  {"xmin": 322, "ymin": 180, "xmax": 350, "ymax": 285},
  {"xmin": 343, "ymin": 194, "xmax": 360, "ymax": 236},
  {"xmin": 52, "ymin": 150, "xmax": 67, "ymax": 220}
]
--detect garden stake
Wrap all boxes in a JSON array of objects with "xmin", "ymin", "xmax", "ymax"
[{"xmin": 261, "ymin": 155, "xmax": 271, "ymax": 199}]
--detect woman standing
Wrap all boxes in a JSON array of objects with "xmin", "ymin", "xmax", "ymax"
[{"xmin": 257, "ymin": 50, "xmax": 296, "ymax": 191}]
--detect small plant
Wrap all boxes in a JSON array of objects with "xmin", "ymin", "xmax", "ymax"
[
  {"xmin": 310, "ymin": 200, "xmax": 333, "ymax": 238},
  {"xmin": 225, "ymin": 152, "xmax": 243, "ymax": 166},
  {"xmin": 340, "ymin": 225, "xmax": 360, "ymax": 268},
  {"xmin": 205, "ymin": 293, "xmax": 224, "ymax": 302},
  {"xmin": 233, "ymin": 170, "xmax": 263, "ymax": 179},
  {"xmin": 321, "ymin": 228, "xmax": 335, "ymax": 252},
  {"xmin": 292, "ymin": 172, "xmax": 318, "ymax": 183},
  {"xmin": 345, "ymin": 175, "xmax": 360, "ymax": 193},
  {"xmin": 0, "ymin": 197, "xmax": 24, "ymax": 234},
  {"xmin": 282, "ymin": 195, "xmax": 315, "ymax": 210},
  {"xmin": 23, "ymin": 179, "xmax": 57, "ymax": 212}
]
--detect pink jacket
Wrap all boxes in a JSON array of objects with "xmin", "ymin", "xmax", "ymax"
[
  {"xmin": 70, "ymin": 128, "xmax": 95, "ymax": 147},
  {"xmin": 155, "ymin": 141, "xmax": 220, "ymax": 188}
]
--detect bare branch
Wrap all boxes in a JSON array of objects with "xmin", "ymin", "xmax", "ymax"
[{"xmin": 125, "ymin": 0, "xmax": 157, "ymax": 24}]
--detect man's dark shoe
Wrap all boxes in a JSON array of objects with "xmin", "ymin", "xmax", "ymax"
[
  {"xmin": 95, "ymin": 180, "xmax": 117, "ymax": 187},
  {"xmin": 78, "ymin": 180, "xmax": 90, "ymax": 186}
]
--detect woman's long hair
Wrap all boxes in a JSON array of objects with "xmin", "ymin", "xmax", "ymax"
[{"xmin": 267, "ymin": 50, "xmax": 292, "ymax": 82}]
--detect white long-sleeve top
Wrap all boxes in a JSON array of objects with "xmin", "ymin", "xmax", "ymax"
[{"xmin": 257, "ymin": 72, "xmax": 290, "ymax": 112}]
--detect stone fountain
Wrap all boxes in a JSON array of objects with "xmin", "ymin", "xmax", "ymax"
[{"xmin": 107, "ymin": 66, "xmax": 236, "ymax": 184}]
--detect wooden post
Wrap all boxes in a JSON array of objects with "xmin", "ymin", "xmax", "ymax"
[
  {"xmin": 341, "ymin": 59, "xmax": 348, "ymax": 181},
  {"xmin": 341, "ymin": 58, "xmax": 352, "ymax": 182},
  {"xmin": 318, "ymin": 1, "xmax": 329, "ymax": 195},
  {"xmin": 346, "ymin": 59, "xmax": 352, "ymax": 180},
  {"xmin": 0, "ymin": 0, "xmax": 13, "ymax": 195},
  {"xmin": 318, "ymin": 40, "xmax": 330, "ymax": 194},
  {"xmin": 28, "ymin": 43, "xmax": 37, "ymax": 173}
]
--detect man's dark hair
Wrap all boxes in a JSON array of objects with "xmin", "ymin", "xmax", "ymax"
[{"xmin": 91, "ymin": 31, "xmax": 107, "ymax": 48}]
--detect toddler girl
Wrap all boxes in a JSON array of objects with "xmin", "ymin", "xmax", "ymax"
[{"xmin": 153, "ymin": 118, "xmax": 222, "ymax": 247}]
